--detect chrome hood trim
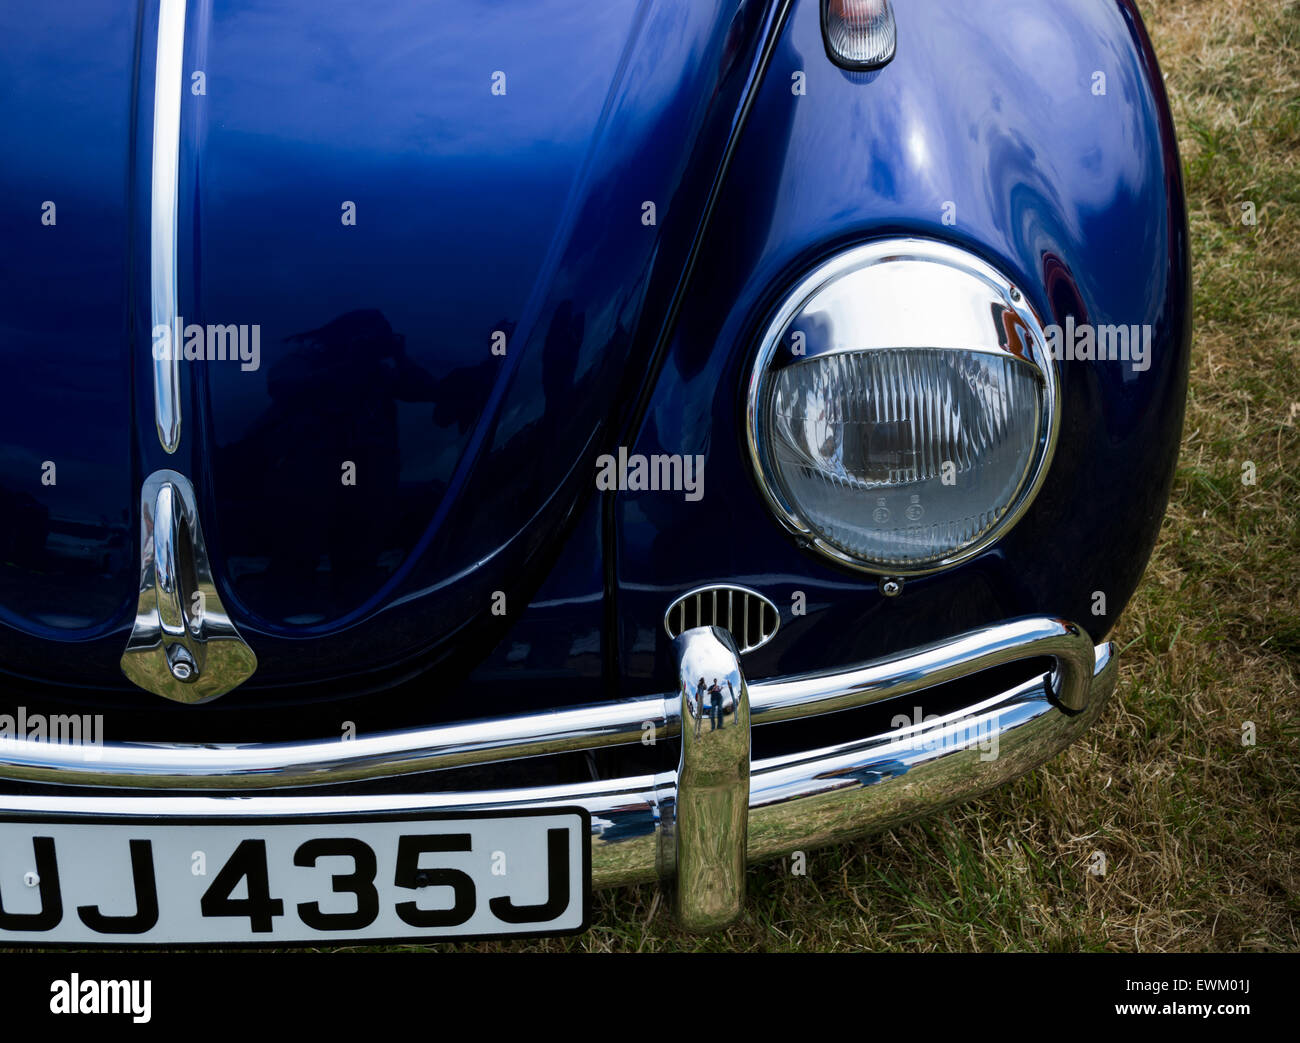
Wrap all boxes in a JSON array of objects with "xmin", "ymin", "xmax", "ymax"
[{"xmin": 150, "ymin": 0, "xmax": 187, "ymax": 453}]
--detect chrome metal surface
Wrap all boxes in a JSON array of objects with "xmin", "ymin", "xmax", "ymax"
[
  {"xmin": 0, "ymin": 643, "xmax": 1117, "ymax": 894},
  {"xmin": 119, "ymin": 470, "xmax": 257, "ymax": 703},
  {"xmin": 8, "ymin": 615, "xmax": 1092, "ymax": 787},
  {"xmin": 664, "ymin": 583, "xmax": 780, "ymax": 653},
  {"xmin": 150, "ymin": 0, "xmax": 186, "ymax": 453},
  {"xmin": 750, "ymin": 616, "xmax": 1096, "ymax": 720},
  {"xmin": 665, "ymin": 627, "xmax": 751, "ymax": 930},
  {"xmin": 744, "ymin": 237, "xmax": 1061, "ymax": 576}
]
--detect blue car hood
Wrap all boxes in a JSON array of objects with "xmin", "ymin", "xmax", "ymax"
[{"xmin": 0, "ymin": 0, "xmax": 778, "ymax": 692}]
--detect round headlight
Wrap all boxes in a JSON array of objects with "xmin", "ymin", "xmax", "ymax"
[{"xmin": 746, "ymin": 239, "xmax": 1059, "ymax": 575}]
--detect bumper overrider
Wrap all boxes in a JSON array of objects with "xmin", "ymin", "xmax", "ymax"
[{"xmin": 0, "ymin": 615, "xmax": 1114, "ymax": 931}]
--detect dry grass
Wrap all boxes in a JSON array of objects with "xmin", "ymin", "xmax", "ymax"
[{"xmin": 439, "ymin": 0, "xmax": 1299, "ymax": 953}]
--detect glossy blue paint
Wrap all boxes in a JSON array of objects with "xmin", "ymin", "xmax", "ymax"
[
  {"xmin": 0, "ymin": 0, "xmax": 783, "ymax": 695},
  {"xmin": 0, "ymin": 0, "xmax": 1188, "ymax": 725},
  {"xmin": 0, "ymin": 7, "xmax": 140, "ymax": 651}
]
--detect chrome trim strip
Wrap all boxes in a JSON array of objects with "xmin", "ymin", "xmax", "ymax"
[
  {"xmin": 4, "ymin": 616, "xmax": 1091, "ymax": 789},
  {"xmin": 119, "ymin": 470, "xmax": 258, "ymax": 703},
  {"xmin": 150, "ymin": 0, "xmax": 187, "ymax": 453},
  {"xmin": 753, "ymin": 615, "xmax": 1095, "ymax": 720},
  {"xmin": 0, "ymin": 643, "xmax": 1116, "ymax": 894},
  {"xmin": 744, "ymin": 237, "xmax": 1061, "ymax": 577},
  {"xmin": 1, "ymin": 695, "xmax": 672, "ymax": 790}
]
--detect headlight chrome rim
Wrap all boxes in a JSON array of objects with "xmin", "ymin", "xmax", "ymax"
[{"xmin": 745, "ymin": 237, "xmax": 1061, "ymax": 577}]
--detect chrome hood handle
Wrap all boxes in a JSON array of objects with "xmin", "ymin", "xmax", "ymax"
[{"xmin": 120, "ymin": 470, "xmax": 257, "ymax": 703}]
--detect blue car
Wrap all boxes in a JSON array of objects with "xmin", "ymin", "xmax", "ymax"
[{"xmin": 0, "ymin": 0, "xmax": 1189, "ymax": 943}]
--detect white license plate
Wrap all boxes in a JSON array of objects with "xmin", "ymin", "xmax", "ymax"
[{"xmin": 0, "ymin": 810, "xmax": 590, "ymax": 944}]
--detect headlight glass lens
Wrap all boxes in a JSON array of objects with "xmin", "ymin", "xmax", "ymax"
[
  {"xmin": 748, "ymin": 240, "xmax": 1058, "ymax": 574},
  {"xmin": 767, "ymin": 347, "xmax": 1043, "ymax": 567}
]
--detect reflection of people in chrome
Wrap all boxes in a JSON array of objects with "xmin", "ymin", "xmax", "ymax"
[
  {"xmin": 693, "ymin": 677, "xmax": 706, "ymax": 738},
  {"xmin": 709, "ymin": 678, "xmax": 724, "ymax": 731}
]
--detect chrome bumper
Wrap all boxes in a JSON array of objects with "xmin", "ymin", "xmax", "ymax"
[{"xmin": 0, "ymin": 616, "xmax": 1115, "ymax": 930}]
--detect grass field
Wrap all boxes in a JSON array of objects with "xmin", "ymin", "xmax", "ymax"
[{"xmin": 445, "ymin": 0, "xmax": 1300, "ymax": 953}]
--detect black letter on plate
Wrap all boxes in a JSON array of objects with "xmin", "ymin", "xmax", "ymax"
[
  {"xmin": 0, "ymin": 836, "xmax": 63, "ymax": 932},
  {"xmin": 294, "ymin": 838, "xmax": 379, "ymax": 931},
  {"xmin": 77, "ymin": 839, "xmax": 159, "ymax": 934},
  {"xmin": 489, "ymin": 828, "xmax": 570, "ymax": 924},
  {"xmin": 394, "ymin": 834, "xmax": 475, "ymax": 929},
  {"xmin": 200, "ymin": 839, "xmax": 285, "ymax": 933}
]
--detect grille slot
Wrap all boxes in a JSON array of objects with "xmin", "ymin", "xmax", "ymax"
[{"xmin": 663, "ymin": 584, "xmax": 780, "ymax": 654}]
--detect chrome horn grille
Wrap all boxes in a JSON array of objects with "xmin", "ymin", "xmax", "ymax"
[{"xmin": 664, "ymin": 584, "xmax": 779, "ymax": 654}]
